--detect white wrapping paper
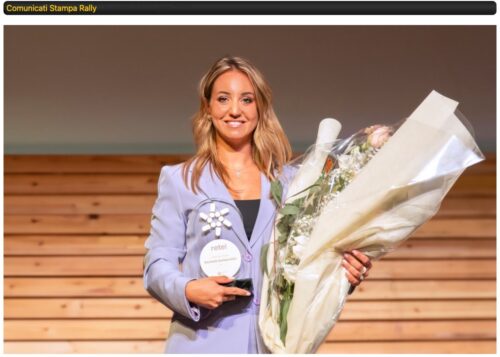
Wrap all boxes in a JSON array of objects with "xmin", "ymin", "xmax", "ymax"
[{"xmin": 259, "ymin": 90, "xmax": 485, "ymax": 353}]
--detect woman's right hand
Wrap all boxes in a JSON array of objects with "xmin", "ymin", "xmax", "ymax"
[{"xmin": 185, "ymin": 276, "xmax": 251, "ymax": 309}]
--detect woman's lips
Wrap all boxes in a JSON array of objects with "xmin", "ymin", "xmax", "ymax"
[{"xmin": 224, "ymin": 120, "xmax": 245, "ymax": 128}]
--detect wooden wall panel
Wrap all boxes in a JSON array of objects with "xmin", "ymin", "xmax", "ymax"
[
  {"xmin": 4, "ymin": 155, "xmax": 496, "ymax": 354},
  {"xmin": 5, "ymin": 278, "xmax": 496, "ymax": 300},
  {"xmin": 4, "ymin": 340, "xmax": 496, "ymax": 354}
]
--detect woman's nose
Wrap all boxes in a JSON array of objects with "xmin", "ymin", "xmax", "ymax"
[{"xmin": 229, "ymin": 101, "xmax": 241, "ymax": 117}]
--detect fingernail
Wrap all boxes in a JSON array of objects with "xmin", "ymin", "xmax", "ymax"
[
  {"xmin": 246, "ymin": 291, "xmax": 251, "ymax": 296},
  {"xmin": 343, "ymin": 253, "xmax": 349, "ymax": 258}
]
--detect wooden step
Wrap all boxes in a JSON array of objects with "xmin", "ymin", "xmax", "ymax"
[
  {"xmin": 5, "ymin": 195, "xmax": 495, "ymax": 217},
  {"xmin": 317, "ymin": 340, "xmax": 496, "ymax": 354},
  {"xmin": 5, "ymin": 278, "xmax": 495, "ymax": 300},
  {"xmin": 353, "ymin": 279, "xmax": 496, "ymax": 300},
  {"xmin": 5, "ymin": 154, "xmax": 494, "ymax": 174},
  {"xmin": 4, "ymin": 319, "xmax": 495, "ymax": 341},
  {"xmin": 5, "ymin": 298, "xmax": 495, "ymax": 320},
  {"xmin": 4, "ymin": 235, "xmax": 146, "ymax": 256},
  {"xmin": 5, "ymin": 215, "xmax": 496, "ymax": 237},
  {"xmin": 5, "ymin": 297, "xmax": 171, "ymax": 319},
  {"xmin": 5, "ymin": 195, "xmax": 155, "ymax": 215},
  {"xmin": 5, "ymin": 174, "xmax": 157, "ymax": 195},
  {"xmin": 4, "ymin": 340, "xmax": 496, "ymax": 354},
  {"xmin": 4, "ymin": 319, "xmax": 170, "ymax": 340},
  {"xmin": 4, "ymin": 257, "xmax": 496, "ymax": 279},
  {"xmin": 4, "ymin": 173, "xmax": 496, "ymax": 196},
  {"xmin": 4, "ymin": 341, "xmax": 166, "ymax": 354},
  {"xmin": 4, "ymin": 155, "xmax": 187, "ymax": 174},
  {"xmin": 4, "ymin": 236, "xmax": 495, "ymax": 258}
]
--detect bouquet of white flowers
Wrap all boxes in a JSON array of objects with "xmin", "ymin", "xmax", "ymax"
[{"xmin": 259, "ymin": 90, "xmax": 485, "ymax": 354}]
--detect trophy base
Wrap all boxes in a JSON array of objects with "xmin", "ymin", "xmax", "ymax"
[{"xmin": 221, "ymin": 278, "xmax": 253, "ymax": 293}]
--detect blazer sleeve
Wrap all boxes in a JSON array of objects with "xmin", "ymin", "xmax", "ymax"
[{"xmin": 143, "ymin": 165, "xmax": 201, "ymax": 321}]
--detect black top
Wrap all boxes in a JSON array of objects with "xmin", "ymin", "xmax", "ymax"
[{"xmin": 234, "ymin": 199, "xmax": 260, "ymax": 240}]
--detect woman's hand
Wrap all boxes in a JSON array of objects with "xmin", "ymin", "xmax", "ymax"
[
  {"xmin": 342, "ymin": 250, "xmax": 372, "ymax": 287},
  {"xmin": 185, "ymin": 276, "xmax": 251, "ymax": 310}
]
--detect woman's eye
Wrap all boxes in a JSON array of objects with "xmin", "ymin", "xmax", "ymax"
[
  {"xmin": 217, "ymin": 97, "xmax": 228, "ymax": 103},
  {"xmin": 242, "ymin": 97, "xmax": 254, "ymax": 104}
]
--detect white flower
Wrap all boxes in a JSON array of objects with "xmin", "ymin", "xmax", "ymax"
[
  {"xmin": 292, "ymin": 244, "xmax": 305, "ymax": 259},
  {"xmin": 283, "ymin": 263, "xmax": 298, "ymax": 282}
]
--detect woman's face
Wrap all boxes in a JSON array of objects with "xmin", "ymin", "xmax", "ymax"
[{"xmin": 208, "ymin": 70, "xmax": 259, "ymax": 147}]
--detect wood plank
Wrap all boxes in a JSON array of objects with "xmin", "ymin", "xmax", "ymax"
[
  {"xmin": 5, "ymin": 195, "xmax": 155, "ymax": 215},
  {"xmin": 352, "ymin": 280, "xmax": 496, "ymax": 300},
  {"xmin": 464, "ymin": 153, "xmax": 495, "ymax": 174},
  {"xmin": 437, "ymin": 197, "xmax": 495, "ymax": 217},
  {"xmin": 5, "ymin": 235, "xmax": 495, "ymax": 258},
  {"xmin": 4, "ymin": 341, "xmax": 166, "ymax": 354},
  {"xmin": 5, "ymin": 154, "xmax": 494, "ymax": 174},
  {"xmin": 6, "ymin": 172, "xmax": 495, "ymax": 196},
  {"xmin": 5, "ymin": 214, "xmax": 496, "ymax": 237},
  {"xmin": 5, "ymin": 174, "xmax": 157, "ymax": 195},
  {"xmin": 5, "ymin": 298, "xmax": 495, "ymax": 320},
  {"xmin": 4, "ymin": 319, "xmax": 495, "ymax": 341},
  {"xmin": 4, "ymin": 319, "xmax": 170, "ymax": 340},
  {"xmin": 6, "ymin": 195, "xmax": 495, "ymax": 217},
  {"xmin": 449, "ymin": 174, "xmax": 496, "ymax": 197},
  {"xmin": 4, "ymin": 256, "xmax": 143, "ymax": 276},
  {"xmin": 370, "ymin": 259, "xmax": 496, "ymax": 279},
  {"xmin": 342, "ymin": 300, "xmax": 496, "ymax": 320},
  {"xmin": 5, "ymin": 278, "xmax": 496, "ymax": 300},
  {"xmin": 4, "ymin": 298, "xmax": 171, "ymax": 319},
  {"xmin": 4, "ymin": 256, "xmax": 496, "ymax": 279},
  {"xmin": 5, "ymin": 277, "xmax": 147, "ymax": 297},
  {"xmin": 318, "ymin": 340, "xmax": 497, "ymax": 354},
  {"xmin": 4, "ymin": 155, "xmax": 188, "ymax": 174},
  {"xmin": 325, "ymin": 320, "xmax": 496, "ymax": 342},
  {"xmin": 4, "ymin": 235, "xmax": 146, "ymax": 256},
  {"xmin": 4, "ymin": 340, "xmax": 495, "ymax": 354},
  {"xmin": 412, "ymin": 218, "xmax": 496, "ymax": 238},
  {"xmin": 5, "ymin": 214, "xmax": 149, "ymax": 234},
  {"xmin": 387, "ymin": 238, "xmax": 496, "ymax": 259}
]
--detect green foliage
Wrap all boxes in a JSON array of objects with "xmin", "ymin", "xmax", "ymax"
[
  {"xmin": 260, "ymin": 243, "xmax": 270, "ymax": 276},
  {"xmin": 271, "ymin": 180, "xmax": 283, "ymax": 207}
]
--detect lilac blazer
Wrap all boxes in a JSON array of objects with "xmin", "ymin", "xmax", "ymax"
[{"xmin": 143, "ymin": 162, "xmax": 294, "ymax": 354}]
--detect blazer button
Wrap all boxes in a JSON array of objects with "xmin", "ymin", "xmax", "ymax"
[{"xmin": 244, "ymin": 252, "xmax": 252, "ymax": 262}]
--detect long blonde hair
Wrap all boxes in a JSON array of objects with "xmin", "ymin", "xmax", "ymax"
[{"xmin": 182, "ymin": 55, "xmax": 292, "ymax": 194}]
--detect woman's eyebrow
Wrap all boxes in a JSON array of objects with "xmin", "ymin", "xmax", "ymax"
[{"xmin": 216, "ymin": 91, "xmax": 255, "ymax": 96}]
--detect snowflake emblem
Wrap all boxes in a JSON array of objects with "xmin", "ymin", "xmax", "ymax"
[{"xmin": 199, "ymin": 202, "xmax": 232, "ymax": 238}]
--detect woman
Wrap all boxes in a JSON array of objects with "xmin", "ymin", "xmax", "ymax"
[{"xmin": 143, "ymin": 56, "xmax": 372, "ymax": 353}]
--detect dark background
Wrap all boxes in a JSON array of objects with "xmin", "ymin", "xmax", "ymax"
[{"xmin": 5, "ymin": 25, "xmax": 495, "ymax": 153}]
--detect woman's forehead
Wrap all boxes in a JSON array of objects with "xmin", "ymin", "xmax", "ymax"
[{"xmin": 212, "ymin": 70, "xmax": 255, "ymax": 93}]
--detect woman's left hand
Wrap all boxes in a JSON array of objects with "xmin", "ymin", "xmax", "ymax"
[{"xmin": 342, "ymin": 249, "xmax": 372, "ymax": 286}]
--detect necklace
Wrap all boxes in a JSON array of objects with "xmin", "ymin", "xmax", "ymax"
[{"xmin": 228, "ymin": 166, "xmax": 245, "ymax": 178}]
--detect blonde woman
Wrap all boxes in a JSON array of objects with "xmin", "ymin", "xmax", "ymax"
[{"xmin": 143, "ymin": 56, "xmax": 372, "ymax": 353}]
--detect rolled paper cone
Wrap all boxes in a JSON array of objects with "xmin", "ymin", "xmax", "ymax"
[
  {"xmin": 259, "ymin": 118, "xmax": 342, "ymax": 353},
  {"xmin": 286, "ymin": 118, "xmax": 342, "ymax": 199},
  {"xmin": 317, "ymin": 118, "xmax": 341, "ymax": 146}
]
